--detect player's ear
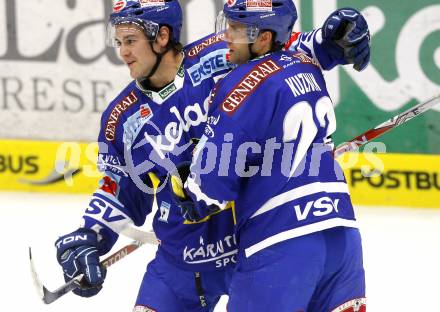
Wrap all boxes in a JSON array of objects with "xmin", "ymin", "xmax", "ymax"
[
  {"xmin": 255, "ymin": 30, "xmax": 273, "ymax": 54},
  {"xmin": 260, "ymin": 30, "xmax": 273, "ymax": 46},
  {"xmin": 156, "ymin": 25, "xmax": 171, "ymax": 49}
]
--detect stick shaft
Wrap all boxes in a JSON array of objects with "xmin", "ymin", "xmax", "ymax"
[{"xmin": 334, "ymin": 94, "xmax": 440, "ymax": 157}]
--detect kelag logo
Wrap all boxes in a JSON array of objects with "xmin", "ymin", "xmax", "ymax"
[
  {"xmin": 300, "ymin": 1, "xmax": 440, "ymax": 154},
  {"xmin": 358, "ymin": 1, "xmax": 440, "ymax": 111},
  {"xmin": 301, "ymin": 1, "xmax": 440, "ymax": 112}
]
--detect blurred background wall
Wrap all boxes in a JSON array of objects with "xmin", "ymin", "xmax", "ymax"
[{"xmin": 0, "ymin": 0, "xmax": 439, "ymax": 206}]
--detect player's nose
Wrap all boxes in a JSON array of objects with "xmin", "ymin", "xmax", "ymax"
[{"xmin": 119, "ymin": 44, "xmax": 131, "ymax": 59}]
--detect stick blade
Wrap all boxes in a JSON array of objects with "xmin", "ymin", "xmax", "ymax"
[
  {"xmin": 28, "ymin": 239, "xmax": 145, "ymax": 304},
  {"xmin": 42, "ymin": 274, "xmax": 83, "ymax": 304},
  {"xmin": 42, "ymin": 278, "xmax": 80, "ymax": 304},
  {"xmin": 29, "ymin": 246, "xmax": 83, "ymax": 304},
  {"xmin": 29, "ymin": 247, "xmax": 45, "ymax": 301}
]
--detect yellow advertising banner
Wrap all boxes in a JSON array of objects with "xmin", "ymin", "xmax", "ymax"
[
  {"xmin": 338, "ymin": 152, "xmax": 440, "ymax": 208},
  {"xmin": 1, "ymin": 140, "xmax": 439, "ymax": 208},
  {"xmin": 0, "ymin": 140, "xmax": 101, "ymax": 193}
]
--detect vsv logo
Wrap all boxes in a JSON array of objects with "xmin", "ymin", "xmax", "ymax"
[
  {"xmin": 294, "ymin": 196, "xmax": 340, "ymax": 221},
  {"xmin": 87, "ymin": 197, "xmax": 126, "ymax": 222},
  {"xmin": 85, "ymin": 196, "xmax": 130, "ymax": 233}
]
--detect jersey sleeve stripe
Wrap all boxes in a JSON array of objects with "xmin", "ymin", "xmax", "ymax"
[{"xmin": 245, "ymin": 218, "xmax": 358, "ymax": 258}]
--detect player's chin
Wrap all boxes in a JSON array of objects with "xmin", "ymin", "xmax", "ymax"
[
  {"xmin": 129, "ymin": 70, "xmax": 138, "ymax": 80},
  {"xmin": 130, "ymin": 69, "xmax": 143, "ymax": 80}
]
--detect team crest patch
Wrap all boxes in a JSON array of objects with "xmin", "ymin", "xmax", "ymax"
[
  {"xmin": 246, "ymin": 0, "xmax": 272, "ymax": 11},
  {"xmin": 113, "ymin": 0, "xmax": 126, "ymax": 12},
  {"xmin": 140, "ymin": 104, "xmax": 152, "ymax": 119},
  {"xmin": 331, "ymin": 298, "xmax": 366, "ymax": 312},
  {"xmin": 227, "ymin": 0, "xmax": 237, "ymax": 6},
  {"xmin": 99, "ymin": 176, "xmax": 118, "ymax": 196},
  {"xmin": 139, "ymin": 0, "xmax": 165, "ymax": 7}
]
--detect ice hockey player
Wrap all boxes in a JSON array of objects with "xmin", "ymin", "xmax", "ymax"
[
  {"xmin": 54, "ymin": 0, "xmax": 369, "ymax": 311},
  {"xmin": 176, "ymin": 0, "xmax": 366, "ymax": 311}
]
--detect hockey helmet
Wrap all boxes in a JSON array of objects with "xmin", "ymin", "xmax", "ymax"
[
  {"xmin": 216, "ymin": 0, "xmax": 297, "ymax": 44},
  {"xmin": 106, "ymin": 0, "xmax": 182, "ymax": 46}
]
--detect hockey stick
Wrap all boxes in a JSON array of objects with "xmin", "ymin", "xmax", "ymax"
[
  {"xmin": 29, "ymin": 236, "xmax": 156, "ymax": 304},
  {"xmin": 121, "ymin": 227, "xmax": 159, "ymax": 244},
  {"xmin": 29, "ymin": 94, "xmax": 439, "ymax": 304},
  {"xmin": 334, "ymin": 94, "xmax": 440, "ymax": 157}
]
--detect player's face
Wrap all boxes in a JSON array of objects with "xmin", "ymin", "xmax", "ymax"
[
  {"xmin": 115, "ymin": 24, "xmax": 157, "ymax": 79},
  {"xmin": 225, "ymin": 21, "xmax": 252, "ymax": 64},
  {"xmin": 227, "ymin": 41, "xmax": 251, "ymax": 65}
]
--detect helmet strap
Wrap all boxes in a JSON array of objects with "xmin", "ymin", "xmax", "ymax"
[{"xmin": 144, "ymin": 41, "xmax": 172, "ymax": 80}]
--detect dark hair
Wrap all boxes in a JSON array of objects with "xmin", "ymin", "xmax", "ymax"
[
  {"xmin": 261, "ymin": 29, "xmax": 285, "ymax": 52},
  {"xmin": 159, "ymin": 24, "xmax": 183, "ymax": 53}
]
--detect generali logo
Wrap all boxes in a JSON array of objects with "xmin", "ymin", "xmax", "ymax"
[
  {"xmin": 246, "ymin": 0, "xmax": 272, "ymax": 11},
  {"xmin": 105, "ymin": 90, "xmax": 138, "ymax": 141},
  {"xmin": 187, "ymin": 33, "xmax": 226, "ymax": 57},
  {"xmin": 221, "ymin": 59, "xmax": 281, "ymax": 115}
]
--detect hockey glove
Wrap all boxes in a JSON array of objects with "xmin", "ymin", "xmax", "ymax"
[
  {"xmin": 169, "ymin": 162, "xmax": 221, "ymax": 222},
  {"xmin": 55, "ymin": 228, "xmax": 107, "ymax": 297},
  {"xmin": 322, "ymin": 7, "xmax": 371, "ymax": 71}
]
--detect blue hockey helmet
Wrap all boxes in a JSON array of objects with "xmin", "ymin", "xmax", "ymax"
[
  {"xmin": 106, "ymin": 0, "xmax": 182, "ymax": 46},
  {"xmin": 216, "ymin": 0, "xmax": 297, "ymax": 44}
]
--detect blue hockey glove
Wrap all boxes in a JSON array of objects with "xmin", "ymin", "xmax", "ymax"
[
  {"xmin": 322, "ymin": 7, "xmax": 371, "ymax": 71},
  {"xmin": 55, "ymin": 228, "xmax": 107, "ymax": 297},
  {"xmin": 169, "ymin": 162, "xmax": 221, "ymax": 222}
]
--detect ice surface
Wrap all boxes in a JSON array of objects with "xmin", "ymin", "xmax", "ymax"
[{"xmin": 0, "ymin": 191, "xmax": 439, "ymax": 311}]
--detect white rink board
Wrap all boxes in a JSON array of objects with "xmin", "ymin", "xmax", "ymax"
[{"xmin": 1, "ymin": 192, "xmax": 439, "ymax": 311}]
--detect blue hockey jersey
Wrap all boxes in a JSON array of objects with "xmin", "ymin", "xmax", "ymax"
[
  {"xmin": 185, "ymin": 50, "xmax": 358, "ymax": 259},
  {"xmin": 81, "ymin": 33, "xmax": 237, "ymax": 271},
  {"xmin": 80, "ymin": 30, "xmax": 356, "ymax": 271}
]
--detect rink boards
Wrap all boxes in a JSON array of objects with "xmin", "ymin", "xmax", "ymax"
[{"xmin": 1, "ymin": 140, "xmax": 439, "ymax": 208}]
